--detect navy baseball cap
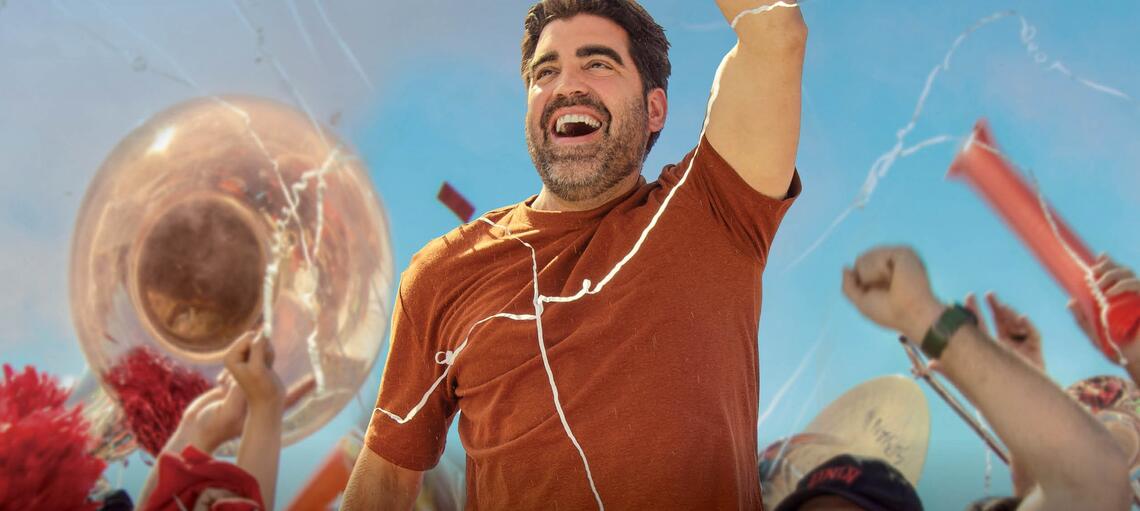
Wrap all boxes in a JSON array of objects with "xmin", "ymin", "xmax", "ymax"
[{"xmin": 773, "ymin": 454, "xmax": 924, "ymax": 511}]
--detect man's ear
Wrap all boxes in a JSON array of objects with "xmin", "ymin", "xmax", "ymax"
[{"xmin": 647, "ymin": 88, "xmax": 667, "ymax": 133}]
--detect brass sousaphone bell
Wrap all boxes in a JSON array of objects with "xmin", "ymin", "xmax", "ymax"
[{"xmin": 69, "ymin": 95, "xmax": 394, "ymax": 450}]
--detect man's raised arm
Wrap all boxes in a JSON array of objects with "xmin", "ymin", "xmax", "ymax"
[
  {"xmin": 341, "ymin": 446, "xmax": 424, "ymax": 511},
  {"xmin": 706, "ymin": 0, "xmax": 806, "ymax": 199},
  {"xmin": 843, "ymin": 246, "xmax": 1132, "ymax": 511}
]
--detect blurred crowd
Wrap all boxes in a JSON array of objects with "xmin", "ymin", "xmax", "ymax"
[
  {"xmin": 2, "ymin": 246, "xmax": 1135, "ymax": 510},
  {"xmin": 770, "ymin": 248, "xmax": 1140, "ymax": 511}
]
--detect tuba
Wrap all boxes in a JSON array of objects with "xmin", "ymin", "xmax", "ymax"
[{"xmin": 69, "ymin": 95, "xmax": 393, "ymax": 452}]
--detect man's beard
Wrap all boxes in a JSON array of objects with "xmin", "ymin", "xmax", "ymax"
[{"xmin": 526, "ymin": 94, "xmax": 648, "ymax": 203}]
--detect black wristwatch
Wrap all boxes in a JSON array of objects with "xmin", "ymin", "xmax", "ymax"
[{"xmin": 921, "ymin": 304, "xmax": 977, "ymax": 359}]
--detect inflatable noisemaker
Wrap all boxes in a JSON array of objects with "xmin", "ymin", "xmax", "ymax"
[{"xmin": 947, "ymin": 119, "xmax": 1140, "ymax": 360}]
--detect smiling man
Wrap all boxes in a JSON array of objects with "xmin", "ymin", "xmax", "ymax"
[{"xmin": 344, "ymin": 1, "xmax": 806, "ymax": 509}]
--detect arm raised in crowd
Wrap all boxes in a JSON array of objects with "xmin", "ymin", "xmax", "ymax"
[
  {"xmin": 842, "ymin": 246, "xmax": 1131, "ymax": 511},
  {"xmin": 225, "ymin": 333, "xmax": 285, "ymax": 511},
  {"xmin": 135, "ymin": 379, "xmax": 247, "ymax": 507},
  {"xmin": 707, "ymin": 0, "xmax": 806, "ymax": 199},
  {"xmin": 963, "ymin": 292, "xmax": 1046, "ymax": 498}
]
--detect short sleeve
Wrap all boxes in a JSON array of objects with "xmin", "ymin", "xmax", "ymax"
[
  {"xmin": 364, "ymin": 283, "xmax": 457, "ymax": 471},
  {"xmin": 663, "ymin": 135, "xmax": 801, "ymax": 264}
]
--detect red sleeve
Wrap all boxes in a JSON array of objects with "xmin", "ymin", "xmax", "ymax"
[
  {"xmin": 364, "ymin": 282, "xmax": 457, "ymax": 471},
  {"xmin": 142, "ymin": 446, "xmax": 263, "ymax": 511},
  {"xmin": 662, "ymin": 135, "xmax": 801, "ymax": 265}
]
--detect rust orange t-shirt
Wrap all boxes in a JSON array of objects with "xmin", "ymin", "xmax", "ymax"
[{"xmin": 366, "ymin": 136, "xmax": 800, "ymax": 510}]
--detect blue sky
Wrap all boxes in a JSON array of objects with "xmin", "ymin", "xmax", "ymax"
[{"xmin": 2, "ymin": 1, "xmax": 1138, "ymax": 509}]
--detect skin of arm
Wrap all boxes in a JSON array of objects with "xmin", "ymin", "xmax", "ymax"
[
  {"xmin": 341, "ymin": 445, "xmax": 425, "ymax": 511},
  {"xmin": 226, "ymin": 333, "xmax": 285, "ymax": 511},
  {"xmin": 964, "ymin": 292, "xmax": 1046, "ymax": 497},
  {"xmin": 236, "ymin": 400, "xmax": 282, "ymax": 511},
  {"xmin": 136, "ymin": 378, "xmax": 247, "ymax": 507},
  {"xmin": 705, "ymin": 0, "xmax": 806, "ymax": 199},
  {"xmin": 843, "ymin": 246, "xmax": 1131, "ymax": 511}
]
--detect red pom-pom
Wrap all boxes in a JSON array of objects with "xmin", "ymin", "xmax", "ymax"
[
  {"xmin": 0, "ymin": 364, "xmax": 71, "ymax": 422},
  {"xmin": 0, "ymin": 365, "xmax": 106, "ymax": 510},
  {"xmin": 104, "ymin": 347, "xmax": 212, "ymax": 455}
]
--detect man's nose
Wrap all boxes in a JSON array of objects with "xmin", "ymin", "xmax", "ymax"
[{"xmin": 551, "ymin": 66, "xmax": 590, "ymax": 100}]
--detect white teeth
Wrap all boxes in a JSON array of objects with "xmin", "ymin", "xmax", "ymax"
[{"xmin": 555, "ymin": 113, "xmax": 601, "ymax": 134}]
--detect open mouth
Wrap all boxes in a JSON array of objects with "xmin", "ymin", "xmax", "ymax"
[{"xmin": 550, "ymin": 113, "xmax": 603, "ymax": 140}]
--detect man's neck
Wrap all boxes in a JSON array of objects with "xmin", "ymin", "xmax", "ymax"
[{"xmin": 531, "ymin": 171, "xmax": 642, "ymax": 212}]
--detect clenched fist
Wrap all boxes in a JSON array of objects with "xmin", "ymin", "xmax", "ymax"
[{"xmin": 842, "ymin": 245, "xmax": 946, "ymax": 342}]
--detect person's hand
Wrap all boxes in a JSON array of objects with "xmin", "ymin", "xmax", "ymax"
[
  {"xmin": 965, "ymin": 292, "xmax": 1045, "ymax": 371},
  {"xmin": 842, "ymin": 245, "xmax": 945, "ymax": 341},
  {"xmin": 176, "ymin": 376, "xmax": 246, "ymax": 454},
  {"xmin": 224, "ymin": 332, "xmax": 284, "ymax": 411},
  {"xmin": 1069, "ymin": 255, "xmax": 1140, "ymax": 354}
]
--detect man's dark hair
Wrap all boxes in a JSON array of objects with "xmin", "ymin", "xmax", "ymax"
[{"xmin": 521, "ymin": 0, "xmax": 671, "ymax": 156}]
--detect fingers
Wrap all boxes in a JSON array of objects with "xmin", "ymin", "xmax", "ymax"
[
  {"xmin": 1097, "ymin": 267, "xmax": 1133, "ymax": 292},
  {"xmin": 222, "ymin": 378, "xmax": 246, "ymax": 403},
  {"xmin": 841, "ymin": 267, "xmax": 860, "ymax": 301},
  {"xmin": 852, "ymin": 248, "xmax": 896, "ymax": 290},
  {"xmin": 265, "ymin": 337, "xmax": 276, "ymax": 367},
  {"xmin": 964, "ymin": 293, "xmax": 992, "ymax": 337},
  {"xmin": 1107, "ymin": 277, "xmax": 1140, "ymax": 297},
  {"xmin": 1094, "ymin": 260, "xmax": 1138, "ymax": 297},
  {"xmin": 250, "ymin": 335, "xmax": 268, "ymax": 368},
  {"xmin": 1092, "ymin": 254, "xmax": 1114, "ymax": 278},
  {"xmin": 985, "ymin": 292, "xmax": 1017, "ymax": 326},
  {"xmin": 224, "ymin": 332, "xmax": 257, "ymax": 372},
  {"xmin": 984, "ymin": 292, "xmax": 1037, "ymax": 338},
  {"xmin": 964, "ymin": 293, "xmax": 980, "ymax": 315},
  {"xmin": 196, "ymin": 385, "xmax": 227, "ymax": 404}
]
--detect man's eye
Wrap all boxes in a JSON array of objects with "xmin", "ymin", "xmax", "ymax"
[
  {"xmin": 535, "ymin": 68, "xmax": 556, "ymax": 80},
  {"xmin": 588, "ymin": 61, "xmax": 612, "ymax": 70}
]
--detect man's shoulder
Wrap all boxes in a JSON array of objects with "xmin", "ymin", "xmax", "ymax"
[{"xmin": 404, "ymin": 202, "xmax": 518, "ymax": 282}]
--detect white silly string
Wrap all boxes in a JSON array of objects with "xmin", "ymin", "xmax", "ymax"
[
  {"xmin": 767, "ymin": 348, "xmax": 836, "ymax": 473},
  {"xmin": 313, "ymin": 0, "xmax": 376, "ymax": 92},
  {"xmin": 785, "ymin": 9, "xmax": 1136, "ymax": 272},
  {"xmin": 730, "ymin": 1, "xmax": 801, "ymax": 30},
  {"xmin": 284, "ymin": 0, "xmax": 321, "ymax": 60},
  {"xmin": 758, "ymin": 315, "xmax": 830, "ymax": 427},
  {"xmin": 974, "ymin": 408, "xmax": 993, "ymax": 496}
]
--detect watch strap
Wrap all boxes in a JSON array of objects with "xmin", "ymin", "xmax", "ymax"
[{"xmin": 921, "ymin": 304, "xmax": 977, "ymax": 359}]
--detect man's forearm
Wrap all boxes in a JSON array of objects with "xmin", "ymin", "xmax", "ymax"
[
  {"xmin": 937, "ymin": 323, "xmax": 1130, "ymax": 509},
  {"xmin": 342, "ymin": 445, "xmax": 424, "ymax": 511}
]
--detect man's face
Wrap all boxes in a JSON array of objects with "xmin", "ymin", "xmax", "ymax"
[{"xmin": 524, "ymin": 14, "xmax": 665, "ymax": 203}]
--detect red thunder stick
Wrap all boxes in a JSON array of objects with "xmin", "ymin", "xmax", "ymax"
[{"xmin": 947, "ymin": 119, "xmax": 1140, "ymax": 360}]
